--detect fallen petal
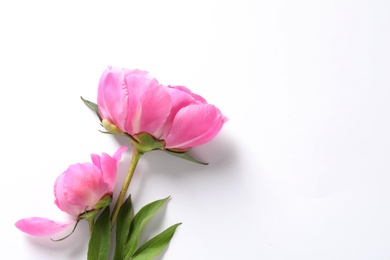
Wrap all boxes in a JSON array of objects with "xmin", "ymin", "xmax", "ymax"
[{"xmin": 15, "ymin": 217, "xmax": 74, "ymax": 236}]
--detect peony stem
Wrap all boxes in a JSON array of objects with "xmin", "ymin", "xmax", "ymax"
[
  {"xmin": 88, "ymin": 218, "xmax": 94, "ymax": 234},
  {"xmin": 110, "ymin": 148, "xmax": 142, "ymax": 230}
]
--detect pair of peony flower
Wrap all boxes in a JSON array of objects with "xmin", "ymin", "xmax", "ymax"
[{"xmin": 16, "ymin": 66, "xmax": 227, "ymax": 237}]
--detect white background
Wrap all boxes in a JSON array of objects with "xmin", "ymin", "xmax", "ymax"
[{"xmin": 1, "ymin": 0, "xmax": 390, "ymax": 259}]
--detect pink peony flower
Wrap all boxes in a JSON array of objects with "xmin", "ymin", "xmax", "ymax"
[
  {"xmin": 97, "ymin": 66, "xmax": 228, "ymax": 150},
  {"xmin": 15, "ymin": 146, "xmax": 127, "ymax": 236}
]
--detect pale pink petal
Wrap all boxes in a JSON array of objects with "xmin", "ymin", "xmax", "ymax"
[
  {"xmin": 165, "ymin": 104, "xmax": 228, "ymax": 149},
  {"xmin": 99, "ymin": 153, "xmax": 116, "ymax": 191},
  {"xmin": 97, "ymin": 66, "xmax": 129, "ymax": 130},
  {"xmin": 112, "ymin": 146, "xmax": 128, "ymax": 162},
  {"xmin": 91, "ymin": 153, "xmax": 101, "ymax": 170},
  {"xmin": 62, "ymin": 163, "xmax": 107, "ymax": 212},
  {"xmin": 167, "ymin": 85, "xmax": 207, "ymax": 103},
  {"xmin": 101, "ymin": 146, "xmax": 127, "ymax": 190},
  {"xmin": 54, "ymin": 173, "xmax": 84, "ymax": 216},
  {"xmin": 15, "ymin": 217, "xmax": 74, "ymax": 237},
  {"xmin": 124, "ymin": 71, "xmax": 172, "ymax": 136},
  {"xmin": 157, "ymin": 86, "xmax": 197, "ymax": 138}
]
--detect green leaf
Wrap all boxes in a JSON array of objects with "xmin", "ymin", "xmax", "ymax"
[
  {"xmin": 87, "ymin": 207, "xmax": 111, "ymax": 260},
  {"xmin": 131, "ymin": 223, "xmax": 182, "ymax": 260},
  {"xmin": 81, "ymin": 96, "xmax": 102, "ymax": 121},
  {"xmin": 165, "ymin": 150, "xmax": 209, "ymax": 165},
  {"xmin": 114, "ymin": 195, "xmax": 133, "ymax": 260},
  {"xmin": 123, "ymin": 197, "xmax": 170, "ymax": 259}
]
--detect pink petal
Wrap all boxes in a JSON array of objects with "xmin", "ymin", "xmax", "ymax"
[
  {"xmin": 62, "ymin": 163, "xmax": 107, "ymax": 212},
  {"xmin": 92, "ymin": 147, "xmax": 127, "ymax": 191},
  {"xmin": 112, "ymin": 146, "xmax": 128, "ymax": 162},
  {"xmin": 167, "ymin": 85, "xmax": 207, "ymax": 104},
  {"xmin": 54, "ymin": 172, "xmax": 84, "ymax": 216},
  {"xmin": 97, "ymin": 66, "xmax": 129, "ymax": 130},
  {"xmin": 158, "ymin": 86, "xmax": 198, "ymax": 138},
  {"xmin": 124, "ymin": 71, "xmax": 172, "ymax": 136},
  {"xmin": 102, "ymin": 146, "xmax": 127, "ymax": 190},
  {"xmin": 164, "ymin": 104, "xmax": 228, "ymax": 149},
  {"xmin": 99, "ymin": 153, "xmax": 117, "ymax": 191},
  {"xmin": 15, "ymin": 217, "xmax": 74, "ymax": 237},
  {"xmin": 91, "ymin": 153, "xmax": 101, "ymax": 170}
]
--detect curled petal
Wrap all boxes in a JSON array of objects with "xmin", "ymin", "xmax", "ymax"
[
  {"xmin": 90, "ymin": 153, "xmax": 101, "ymax": 170},
  {"xmin": 158, "ymin": 86, "xmax": 198, "ymax": 138},
  {"xmin": 124, "ymin": 71, "xmax": 172, "ymax": 136},
  {"xmin": 54, "ymin": 172, "xmax": 84, "ymax": 216},
  {"xmin": 97, "ymin": 66, "xmax": 129, "ymax": 130},
  {"xmin": 167, "ymin": 85, "xmax": 207, "ymax": 104},
  {"xmin": 113, "ymin": 146, "xmax": 128, "ymax": 162},
  {"xmin": 15, "ymin": 217, "xmax": 74, "ymax": 237},
  {"xmin": 101, "ymin": 146, "xmax": 127, "ymax": 190},
  {"xmin": 62, "ymin": 163, "xmax": 107, "ymax": 212},
  {"xmin": 90, "ymin": 146, "xmax": 127, "ymax": 191},
  {"xmin": 165, "ymin": 104, "xmax": 228, "ymax": 149},
  {"xmin": 99, "ymin": 153, "xmax": 117, "ymax": 191}
]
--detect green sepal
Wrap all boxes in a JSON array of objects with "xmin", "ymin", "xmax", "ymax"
[
  {"xmin": 98, "ymin": 129, "xmax": 121, "ymax": 135},
  {"xmin": 114, "ymin": 195, "xmax": 133, "ymax": 260},
  {"xmin": 87, "ymin": 206, "xmax": 111, "ymax": 260},
  {"xmin": 93, "ymin": 195, "xmax": 112, "ymax": 210},
  {"xmin": 79, "ymin": 209, "xmax": 100, "ymax": 222},
  {"xmin": 102, "ymin": 119, "xmax": 123, "ymax": 134},
  {"xmin": 81, "ymin": 96, "xmax": 102, "ymax": 121},
  {"xmin": 123, "ymin": 197, "xmax": 170, "ymax": 259},
  {"xmin": 132, "ymin": 133, "xmax": 165, "ymax": 154},
  {"xmin": 165, "ymin": 150, "xmax": 208, "ymax": 165},
  {"xmin": 78, "ymin": 196, "xmax": 112, "ymax": 225},
  {"xmin": 131, "ymin": 223, "xmax": 182, "ymax": 260}
]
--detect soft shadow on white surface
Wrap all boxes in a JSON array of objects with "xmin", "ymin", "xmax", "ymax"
[
  {"xmin": 18, "ymin": 221, "xmax": 90, "ymax": 259},
  {"xmin": 109, "ymin": 128, "xmax": 237, "ymax": 202}
]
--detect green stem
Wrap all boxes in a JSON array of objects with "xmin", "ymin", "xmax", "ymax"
[
  {"xmin": 88, "ymin": 218, "xmax": 94, "ymax": 234},
  {"xmin": 110, "ymin": 148, "xmax": 142, "ymax": 230}
]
